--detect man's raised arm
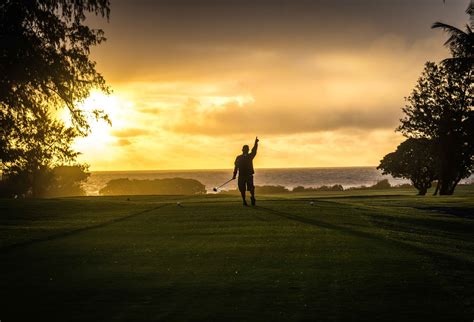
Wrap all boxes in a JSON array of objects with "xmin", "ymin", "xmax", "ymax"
[{"xmin": 250, "ymin": 136, "xmax": 259, "ymax": 158}]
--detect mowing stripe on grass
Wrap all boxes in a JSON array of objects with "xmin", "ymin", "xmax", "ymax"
[
  {"xmin": 0, "ymin": 203, "xmax": 170, "ymax": 252},
  {"xmin": 255, "ymin": 204, "xmax": 474, "ymax": 269}
]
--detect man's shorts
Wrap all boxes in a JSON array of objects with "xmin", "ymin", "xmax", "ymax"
[{"xmin": 238, "ymin": 175, "xmax": 254, "ymax": 192}]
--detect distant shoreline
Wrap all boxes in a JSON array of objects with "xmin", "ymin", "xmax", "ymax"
[
  {"xmin": 90, "ymin": 166, "xmax": 378, "ymax": 174},
  {"xmin": 84, "ymin": 167, "xmax": 473, "ymax": 196}
]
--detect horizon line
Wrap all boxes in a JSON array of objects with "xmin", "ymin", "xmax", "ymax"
[{"xmin": 90, "ymin": 165, "xmax": 378, "ymax": 173}]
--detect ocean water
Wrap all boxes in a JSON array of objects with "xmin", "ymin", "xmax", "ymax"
[{"xmin": 84, "ymin": 167, "xmax": 415, "ymax": 195}]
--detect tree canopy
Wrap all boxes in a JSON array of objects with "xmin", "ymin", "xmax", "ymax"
[
  {"xmin": 0, "ymin": 0, "xmax": 111, "ymax": 197},
  {"xmin": 380, "ymin": 6, "xmax": 473, "ymax": 196},
  {"xmin": 378, "ymin": 138, "xmax": 437, "ymax": 195},
  {"xmin": 431, "ymin": 21, "xmax": 473, "ymax": 72},
  {"xmin": 397, "ymin": 61, "xmax": 472, "ymax": 195}
]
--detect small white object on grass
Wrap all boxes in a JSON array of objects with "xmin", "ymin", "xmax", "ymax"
[
  {"xmin": 310, "ymin": 201, "xmax": 314, "ymax": 206},
  {"xmin": 177, "ymin": 202, "xmax": 181, "ymax": 206}
]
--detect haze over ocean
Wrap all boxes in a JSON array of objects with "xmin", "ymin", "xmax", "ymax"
[{"xmin": 83, "ymin": 167, "xmax": 466, "ymax": 195}]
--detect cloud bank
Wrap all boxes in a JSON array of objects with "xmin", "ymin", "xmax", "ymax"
[{"xmin": 74, "ymin": 0, "xmax": 469, "ymax": 170}]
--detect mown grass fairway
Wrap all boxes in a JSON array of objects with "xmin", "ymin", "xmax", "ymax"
[{"xmin": 1, "ymin": 188, "xmax": 473, "ymax": 321}]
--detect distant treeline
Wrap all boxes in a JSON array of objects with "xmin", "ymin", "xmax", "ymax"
[
  {"xmin": 0, "ymin": 165, "xmax": 89, "ymax": 198},
  {"xmin": 220, "ymin": 179, "xmax": 419, "ymax": 194},
  {"xmin": 99, "ymin": 178, "xmax": 415, "ymax": 196},
  {"xmin": 99, "ymin": 178, "xmax": 206, "ymax": 195}
]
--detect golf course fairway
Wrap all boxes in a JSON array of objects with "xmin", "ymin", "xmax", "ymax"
[{"xmin": 1, "ymin": 188, "xmax": 473, "ymax": 321}]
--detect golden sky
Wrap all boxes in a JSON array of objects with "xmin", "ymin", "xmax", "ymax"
[{"xmin": 73, "ymin": 0, "xmax": 469, "ymax": 171}]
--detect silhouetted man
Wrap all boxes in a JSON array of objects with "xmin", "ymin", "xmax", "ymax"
[{"xmin": 233, "ymin": 137, "xmax": 259, "ymax": 206}]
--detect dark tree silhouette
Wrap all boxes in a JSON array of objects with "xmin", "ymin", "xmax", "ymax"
[
  {"xmin": 1, "ymin": 109, "xmax": 82, "ymax": 197},
  {"xmin": 0, "ymin": 0, "xmax": 110, "ymax": 197},
  {"xmin": 431, "ymin": 21, "xmax": 473, "ymax": 72},
  {"xmin": 99, "ymin": 178, "xmax": 207, "ymax": 196},
  {"xmin": 378, "ymin": 138, "xmax": 437, "ymax": 195},
  {"xmin": 397, "ymin": 62, "xmax": 473, "ymax": 195},
  {"xmin": 45, "ymin": 165, "xmax": 90, "ymax": 197}
]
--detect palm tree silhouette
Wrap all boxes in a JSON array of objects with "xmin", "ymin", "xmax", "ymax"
[{"xmin": 431, "ymin": 2, "xmax": 473, "ymax": 69}]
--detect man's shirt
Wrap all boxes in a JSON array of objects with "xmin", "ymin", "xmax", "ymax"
[{"xmin": 234, "ymin": 145, "xmax": 257, "ymax": 177}]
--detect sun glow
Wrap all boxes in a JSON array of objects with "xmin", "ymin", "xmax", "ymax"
[{"xmin": 67, "ymin": 91, "xmax": 136, "ymax": 165}]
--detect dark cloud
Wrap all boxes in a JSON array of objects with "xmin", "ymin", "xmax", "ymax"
[
  {"xmin": 112, "ymin": 128, "xmax": 150, "ymax": 137},
  {"xmin": 92, "ymin": 0, "xmax": 468, "ymax": 82},
  {"xmin": 168, "ymin": 102, "xmax": 402, "ymax": 135},
  {"xmin": 115, "ymin": 138, "xmax": 132, "ymax": 146}
]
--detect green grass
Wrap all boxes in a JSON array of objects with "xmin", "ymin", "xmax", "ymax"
[{"xmin": 0, "ymin": 188, "xmax": 473, "ymax": 321}]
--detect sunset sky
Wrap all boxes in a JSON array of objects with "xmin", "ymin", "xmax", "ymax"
[{"xmin": 75, "ymin": 0, "xmax": 469, "ymax": 171}]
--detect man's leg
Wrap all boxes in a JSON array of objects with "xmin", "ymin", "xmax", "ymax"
[
  {"xmin": 250, "ymin": 188, "xmax": 256, "ymax": 206},
  {"xmin": 238, "ymin": 177, "xmax": 248, "ymax": 206},
  {"xmin": 249, "ymin": 175, "xmax": 256, "ymax": 206},
  {"xmin": 240, "ymin": 190, "xmax": 248, "ymax": 206}
]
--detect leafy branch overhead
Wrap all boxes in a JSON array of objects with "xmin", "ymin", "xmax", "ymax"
[
  {"xmin": 0, "ymin": 0, "xmax": 111, "ymax": 197},
  {"xmin": 431, "ymin": 21, "xmax": 473, "ymax": 70},
  {"xmin": 0, "ymin": 0, "xmax": 111, "ymax": 134}
]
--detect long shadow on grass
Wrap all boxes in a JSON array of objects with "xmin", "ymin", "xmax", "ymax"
[
  {"xmin": 255, "ymin": 205, "xmax": 474, "ymax": 269},
  {"xmin": 0, "ymin": 203, "xmax": 170, "ymax": 253},
  {"xmin": 257, "ymin": 203, "xmax": 474, "ymax": 314},
  {"xmin": 414, "ymin": 206, "xmax": 474, "ymax": 219}
]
